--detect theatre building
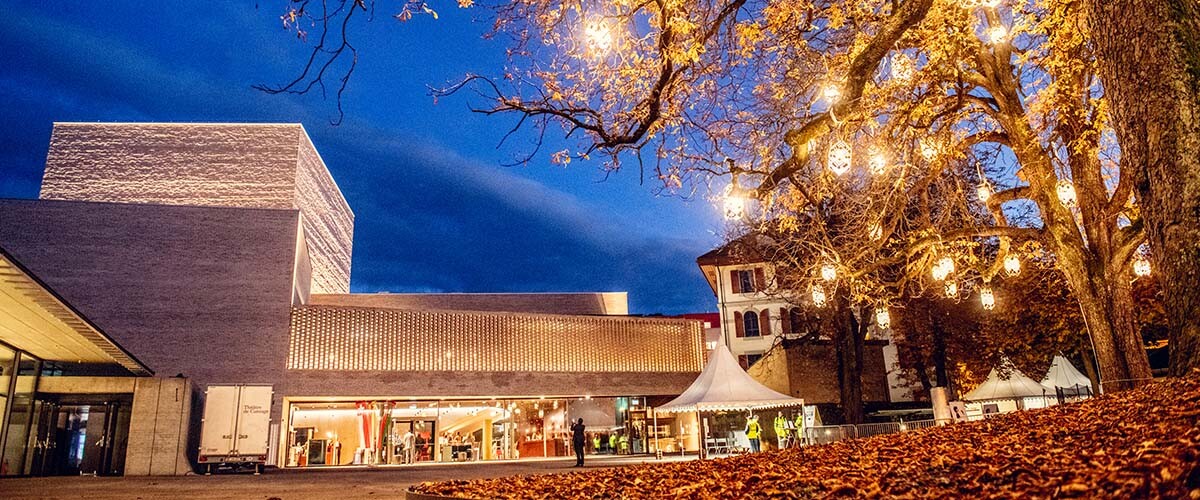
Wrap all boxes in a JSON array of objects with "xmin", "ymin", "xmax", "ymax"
[{"xmin": 0, "ymin": 123, "xmax": 705, "ymax": 475}]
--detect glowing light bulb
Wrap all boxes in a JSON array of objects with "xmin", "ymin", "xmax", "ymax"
[
  {"xmin": 1056, "ymin": 180, "xmax": 1077, "ymax": 207},
  {"xmin": 890, "ymin": 53, "xmax": 915, "ymax": 81},
  {"xmin": 821, "ymin": 263, "xmax": 838, "ymax": 282},
  {"xmin": 875, "ymin": 307, "xmax": 891, "ymax": 329},
  {"xmin": 828, "ymin": 139, "xmax": 852, "ymax": 176},
  {"xmin": 1003, "ymin": 253, "xmax": 1021, "ymax": 277},
  {"xmin": 822, "ymin": 84, "xmax": 842, "ymax": 101},
  {"xmin": 977, "ymin": 182, "xmax": 992, "ymax": 202},
  {"xmin": 724, "ymin": 195, "xmax": 746, "ymax": 220},
  {"xmin": 1133, "ymin": 255, "xmax": 1151, "ymax": 277},
  {"xmin": 811, "ymin": 283, "xmax": 827, "ymax": 307},
  {"xmin": 869, "ymin": 148, "xmax": 889, "ymax": 175},
  {"xmin": 584, "ymin": 20, "xmax": 614, "ymax": 53},
  {"xmin": 980, "ymin": 286, "xmax": 995, "ymax": 310},
  {"xmin": 944, "ymin": 281, "xmax": 959, "ymax": 298},
  {"xmin": 986, "ymin": 26, "xmax": 1009, "ymax": 45},
  {"xmin": 932, "ymin": 256, "xmax": 955, "ymax": 281}
]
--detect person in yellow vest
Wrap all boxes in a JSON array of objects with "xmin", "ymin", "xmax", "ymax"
[
  {"xmin": 794, "ymin": 410, "xmax": 806, "ymax": 447},
  {"xmin": 745, "ymin": 415, "xmax": 762, "ymax": 452},
  {"xmin": 773, "ymin": 412, "xmax": 788, "ymax": 450}
]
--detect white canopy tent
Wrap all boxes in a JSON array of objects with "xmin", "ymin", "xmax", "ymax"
[
  {"xmin": 962, "ymin": 366, "xmax": 1047, "ymax": 401},
  {"xmin": 652, "ymin": 344, "xmax": 804, "ymax": 458},
  {"xmin": 655, "ymin": 343, "xmax": 804, "ymax": 413},
  {"xmin": 1040, "ymin": 355, "xmax": 1094, "ymax": 392}
]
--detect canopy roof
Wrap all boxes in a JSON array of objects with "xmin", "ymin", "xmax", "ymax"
[
  {"xmin": 655, "ymin": 343, "xmax": 804, "ymax": 413},
  {"xmin": 1041, "ymin": 355, "xmax": 1093, "ymax": 390},
  {"xmin": 962, "ymin": 364, "xmax": 1047, "ymax": 402}
]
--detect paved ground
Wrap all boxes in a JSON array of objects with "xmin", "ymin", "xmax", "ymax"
[{"xmin": 0, "ymin": 455, "xmax": 694, "ymax": 499}]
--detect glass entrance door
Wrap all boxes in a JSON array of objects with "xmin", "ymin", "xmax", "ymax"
[{"xmin": 28, "ymin": 402, "xmax": 129, "ymax": 476}]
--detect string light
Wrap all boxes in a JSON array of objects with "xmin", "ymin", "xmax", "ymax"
[
  {"xmin": 890, "ymin": 53, "xmax": 915, "ymax": 81},
  {"xmin": 986, "ymin": 26, "xmax": 1009, "ymax": 45},
  {"xmin": 980, "ymin": 286, "xmax": 996, "ymax": 310},
  {"xmin": 932, "ymin": 256, "xmax": 955, "ymax": 281},
  {"xmin": 811, "ymin": 283, "xmax": 827, "ymax": 307},
  {"xmin": 875, "ymin": 307, "xmax": 891, "ymax": 329},
  {"xmin": 944, "ymin": 281, "xmax": 959, "ymax": 298},
  {"xmin": 1003, "ymin": 253, "xmax": 1021, "ymax": 277},
  {"xmin": 1133, "ymin": 255, "xmax": 1151, "ymax": 277},
  {"xmin": 869, "ymin": 148, "xmax": 889, "ymax": 175},
  {"xmin": 976, "ymin": 182, "xmax": 992, "ymax": 202},
  {"xmin": 828, "ymin": 139, "xmax": 853, "ymax": 176},
  {"xmin": 820, "ymin": 263, "xmax": 838, "ymax": 282},
  {"xmin": 1056, "ymin": 180, "xmax": 1077, "ymax": 207}
]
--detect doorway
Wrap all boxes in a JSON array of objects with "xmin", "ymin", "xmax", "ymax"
[{"xmin": 29, "ymin": 400, "xmax": 130, "ymax": 476}]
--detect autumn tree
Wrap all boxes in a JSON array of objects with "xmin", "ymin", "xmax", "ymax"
[{"xmin": 264, "ymin": 0, "xmax": 1168, "ymax": 389}]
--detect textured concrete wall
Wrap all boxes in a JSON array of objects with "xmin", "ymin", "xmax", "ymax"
[
  {"xmin": 308, "ymin": 292, "xmax": 629, "ymax": 315},
  {"xmin": 0, "ymin": 199, "xmax": 299, "ymax": 389},
  {"xmin": 37, "ymin": 122, "xmax": 353, "ymax": 293},
  {"xmin": 126, "ymin": 377, "xmax": 196, "ymax": 476},
  {"xmin": 284, "ymin": 370, "xmax": 699, "ymax": 399}
]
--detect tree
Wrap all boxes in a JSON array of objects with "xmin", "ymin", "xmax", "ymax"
[
  {"xmin": 263, "ymin": 0, "xmax": 1163, "ymax": 388},
  {"xmin": 1082, "ymin": 0, "xmax": 1200, "ymax": 377}
]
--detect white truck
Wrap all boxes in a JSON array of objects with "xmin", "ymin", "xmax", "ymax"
[{"xmin": 198, "ymin": 385, "xmax": 273, "ymax": 474}]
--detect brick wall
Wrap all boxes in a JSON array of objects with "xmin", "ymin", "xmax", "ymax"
[{"xmin": 307, "ymin": 292, "xmax": 629, "ymax": 315}]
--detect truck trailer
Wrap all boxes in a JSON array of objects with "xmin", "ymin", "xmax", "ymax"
[{"xmin": 198, "ymin": 385, "xmax": 273, "ymax": 474}]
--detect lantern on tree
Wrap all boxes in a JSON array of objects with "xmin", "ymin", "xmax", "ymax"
[
  {"xmin": 976, "ymin": 182, "xmax": 992, "ymax": 202},
  {"xmin": 889, "ymin": 53, "xmax": 915, "ymax": 81},
  {"xmin": 869, "ymin": 222, "xmax": 883, "ymax": 241},
  {"xmin": 944, "ymin": 281, "xmax": 959, "ymax": 298},
  {"xmin": 827, "ymin": 139, "xmax": 852, "ymax": 176},
  {"xmin": 820, "ymin": 263, "xmax": 838, "ymax": 282},
  {"xmin": 985, "ymin": 26, "xmax": 1009, "ymax": 45},
  {"xmin": 875, "ymin": 307, "xmax": 891, "ymax": 330},
  {"xmin": 723, "ymin": 171, "xmax": 749, "ymax": 220},
  {"xmin": 811, "ymin": 283, "xmax": 827, "ymax": 307},
  {"xmin": 1056, "ymin": 180, "xmax": 1077, "ymax": 207},
  {"xmin": 980, "ymin": 286, "xmax": 996, "ymax": 310},
  {"xmin": 932, "ymin": 256, "xmax": 955, "ymax": 281},
  {"xmin": 1133, "ymin": 255, "xmax": 1151, "ymax": 278},
  {"xmin": 869, "ymin": 148, "xmax": 889, "ymax": 175},
  {"xmin": 1003, "ymin": 253, "xmax": 1021, "ymax": 277},
  {"xmin": 920, "ymin": 139, "xmax": 938, "ymax": 161}
]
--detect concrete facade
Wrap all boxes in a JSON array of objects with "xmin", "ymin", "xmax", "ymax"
[
  {"xmin": 38, "ymin": 122, "xmax": 353, "ymax": 294},
  {"xmin": 125, "ymin": 378, "xmax": 196, "ymax": 476}
]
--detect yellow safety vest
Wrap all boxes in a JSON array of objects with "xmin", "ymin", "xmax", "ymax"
[
  {"xmin": 746, "ymin": 421, "xmax": 761, "ymax": 439},
  {"xmin": 774, "ymin": 416, "xmax": 786, "ymax": 433}
]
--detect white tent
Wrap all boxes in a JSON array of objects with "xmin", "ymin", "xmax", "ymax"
[
  {"xmin": 1040, "ymin": 355, "xmax": 1093, "ymax": 392},
  {"xmin": 656, "ymin": 343, "xmax": 804, "ymax": 413},
  {"xmin": 962, "ymin": 366, "xmax": 1047, "ymax": 402}
]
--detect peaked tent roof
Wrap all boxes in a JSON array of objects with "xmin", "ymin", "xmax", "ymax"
[
  {"xmin": 655, "ymin": 343, "xmax": 804, "ymax": 413},
  {"xmin": 962, "ymin": 365, "xmax": 1048, "ymax": 401},
  {"xmin": 1041, "ymin": 355, "xmax": 1093, "ymax": 390}
]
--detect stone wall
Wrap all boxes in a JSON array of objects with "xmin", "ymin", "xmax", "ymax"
[
  {"xmin": 748, "ymin": 339, "xmax": 892, "ymax": 405},
  {"xmin": 37, "ymin": 122, "xmax": 353, "ymax": 293}
]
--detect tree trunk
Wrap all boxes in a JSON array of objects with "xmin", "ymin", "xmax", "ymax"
[
  {"xmin": 1079, "ymin": 347, "xmax": 1100, "ymax": 394},
  {"xmin": 1068, "ymin": 268, "xmax": 1154, "ymax": 391},
  {"xmin": 832, "ymin": 296, "xmax": 864, "ymax": 424},
  {"xmin": 930, "ymin": 309, "xmax": 950, "ymax": 394},
  {"xmin": 1085, "ymin": 0, "xmax": 1200, "ymax": 377}
]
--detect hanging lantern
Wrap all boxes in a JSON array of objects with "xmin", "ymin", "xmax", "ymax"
[
  {"xmin": 869, "ymin": 148, "xmax": 889, "ymax": 175},
  {"xmin": 869, "ymin": 221, "xmax": 884, "ymax": 241},
  {"xmin": 723, "ymin": 182, "xmax": 748, "ymax": 220},
  {"xmin": 875, "ymin": 307, "xmax": 891, "ymax": 330},
  {"xmin": 1133, "ymin": 255, "xmax": 1151, "ymax": 277},
  {"xmin": 1056, "ymin": 180, "xmax": 1077, "ymax": 207},
  {"xmin": 986, "ymin": 26, "xmax": 1009, "ymax": 45},
  {"xmin": 932, "ymin": 256, "xmax": 955, "ymax": 281},
  {"xmin": 1003, "ymin": 253, "xmax": 1021, "ymax": 277},
  {"xmin": 890, "ymin": 53, "xmax": 915, "ymax": 81},
  {"xmin": 811, "ymin": 283, "xmax": 827, "ymax": 307},
  {"xmin": 820, "ymin": 263, "xmax": 838, "ymax": 282},
  {"xmin": 822, "ymin": 84, "xmax": 842, "ymax": 102},
  {"xmin": 980, "ymin": 286, "xmax": 996, "ymax": 310},
  {"xmin": 976, "ymin": 182, "xmax": 992, "ymax": 202},
  {"xmin": 828, "ymin": 139, "xmax": 853, "ymax": 176},
  {"xmin": 944, "ymin": 281, "xmax": 959, "ymax": 298},
  {"xmin": 583, "ymin": 20, "xmax": 615, "ymax": 54}
]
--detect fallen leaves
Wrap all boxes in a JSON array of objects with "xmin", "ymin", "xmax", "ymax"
[{"xmin": 412, "ymin": 376, "xmax": 1200, "ymax": 499}]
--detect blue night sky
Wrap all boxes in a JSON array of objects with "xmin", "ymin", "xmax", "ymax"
[{"xmin": 0, "ymin": 1, "xmax": 723, "ymax": 314}]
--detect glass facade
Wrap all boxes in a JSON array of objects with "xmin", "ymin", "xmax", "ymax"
[
  {"xmin": 0, "ymin": 347, "xmax": 41, "ymax": 476},
  {"xmin": 283, "ymin": 396, "xmax": 663, "ymax": 467}
]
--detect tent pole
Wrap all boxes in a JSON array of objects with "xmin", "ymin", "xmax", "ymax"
[
  {"xmin": 652, "ymin": 407, "xmax": 659, "ymax": 459},
  {"xmin": 696, "ymin": 409, "xmax": 704, "ymax": 460}
]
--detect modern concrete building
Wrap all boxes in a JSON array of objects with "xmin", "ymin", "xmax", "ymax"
[{"xmin": 0, "ymin": 123, "xmax": 705, "ymax": 475}]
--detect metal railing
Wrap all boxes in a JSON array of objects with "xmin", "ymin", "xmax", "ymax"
[{"xmin": 802, "ymin": 419, "xmax": 938, "ymax": 445}]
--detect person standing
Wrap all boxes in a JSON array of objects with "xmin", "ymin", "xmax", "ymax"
[
  {"xmin": 794, "ymin": 410, "xmax": 807, "ymax": 447},
  {"xmin": 745, "ymin": 415, "xmax": 762, "ymax": 453},
  {"xmin": 401, "ymin": 428, "xmax": 415, "ymax": 464},
  {"xmin": 773, "ymin": 412, "xmax": 788, "ymax": 450},
  {"xmin": 571, "ymin": 418, "xmax": 586, "ymax": 467}
]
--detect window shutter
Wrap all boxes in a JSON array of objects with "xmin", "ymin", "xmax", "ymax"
[
  {"xmin": 738, "ymin": 355, "xmax": 749, "ymax": 370},
  {"xmin": 780, "ymin": 308, "xmax": 791, "ymax": 335},
  {"xmin": 754, "ymin": 267, "xmax": 766, "ymax": 291},
  {"xmin": 760, "ymin": 310, "xmax": 771, "ymax": 336},
  {"xmin": 730, "ymin": 270, "xmax": 742, "ymax": 294},
  {"xmin": 734, "ymin": 311, "xmax": 745, "ymax": 338}
]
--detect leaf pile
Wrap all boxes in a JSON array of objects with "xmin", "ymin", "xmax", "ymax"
[{"xmin": 413, "ymin": 376, "xmax": 1200, "ymax": 498}]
